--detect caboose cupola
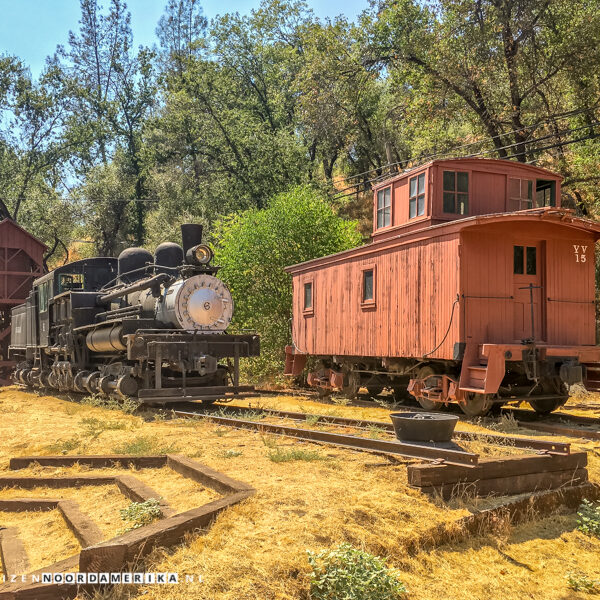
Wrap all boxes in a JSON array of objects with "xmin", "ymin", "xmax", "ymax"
[{"xmin": 371, "ymin": 158, "xmax": 563, "ymax": 240}]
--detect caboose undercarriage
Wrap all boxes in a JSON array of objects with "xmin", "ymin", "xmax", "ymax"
[{"xmin": 286, "ymin": 341, "xmax": 599, "ymax": 416}]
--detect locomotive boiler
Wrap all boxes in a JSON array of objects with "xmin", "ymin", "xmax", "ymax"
[{"xmin": 9, "ymin": 224, "xmax": 259, "ymax": 403}]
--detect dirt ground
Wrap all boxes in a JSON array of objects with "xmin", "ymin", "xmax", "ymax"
[{"xmin": 0, "ymin": 386, "xmax": 599, "ymax": 599}]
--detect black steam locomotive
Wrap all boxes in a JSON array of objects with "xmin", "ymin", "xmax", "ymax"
[{"xmin": 9, "ymin": 224, "xmax": 259, "ymax": 403}]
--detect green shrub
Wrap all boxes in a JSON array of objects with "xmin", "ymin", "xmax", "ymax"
[
  {"xmin": 112, "ymin": 436, "xmax": 178, "ymax": 455},
  {"xmin": 119, "ymin": 499, "xmax": 163, "ymax": 533},
  {"xmin": 577, "ymin": 499, "xmax": 600, "ymax": 537},
  {"xmin": 307, "ymin": 543, "xmax": 407, "ymax": 600},
  {"xmin": 567, "ymin": 572, "xmax": 600, "ymax": 594},
  {"xmin": 214, "ymin": 185, "xmax": 362, "ymax": 379},
  {"xmin": 268, "ymin": 448, "xmax": 328, "ymax": 463}
]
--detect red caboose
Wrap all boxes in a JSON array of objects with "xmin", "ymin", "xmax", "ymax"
[
  {"xmin": 0, "ymin": 219, "xmax": 45, "ymax": 385},
  {"xmin": 285, "ymin": 158, "xmax": 600, "ymax": 416}
]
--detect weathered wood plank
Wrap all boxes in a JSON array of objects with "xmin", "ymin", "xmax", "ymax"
[
  {"xmin": 167, "ymin": 455, "xmax": 255, "ymax": 495},
  {"xmin": 0, "ymin": 527, "xmax": 29, "ymax": 577},
  {"xmin": 115, "ymin": 475, "xmax": 175, "ymax": 517},
  {"xmin": 9, "ymin": 455, "xmax": 167, "ymax": 470},
  {"xmin": 0, "ymin": 476, "xmax": 115, "ymax": 490},
  {"xmin": 408, "ymin": 451, "xmax": 587, "ymax": 487},
  {"xmin": 57, "ymin": 500, "xmax": 104, "ymax": 548},
  {"xmin": 418, "ymin": 467, "xmax": 588, "ymax": 499},
  {"xmin": 79, "ymin": 490, "xmax": 254, "ymax": 571},
  {"xmin": 0, "ymin": 498, "xmax": 60, "ymax": 511}
]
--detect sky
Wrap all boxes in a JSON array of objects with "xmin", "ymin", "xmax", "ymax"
[{"xmin": 0, "ymin": 0, "xmax": 367, "ymax": 78}]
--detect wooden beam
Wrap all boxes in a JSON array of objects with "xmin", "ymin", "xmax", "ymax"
[
  {"xmin": 407, "ymin": 451, "xmax": 587, "ymax": 487},
  {"xmin": 0, "ymin": 527, "xmax": 29, "ymax": 577}
]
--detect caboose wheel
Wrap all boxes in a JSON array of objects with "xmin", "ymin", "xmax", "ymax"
[
  {"xmin": 366, "ymin": 383, "xmax": 384, "ymax": 397},
  {"xmin": 460, "ymin": 393, "xmax": 492, "ymax": 417},
  {"xmin": 341, "ymin": 370, "xmax": 360, "ymax": 400},
  {"xmin": 415, "ymin": 365, "xmax": 443, "ymax": 411},
  {"xmin": 528, "ymin": 397, "xmax": 565, "ymax": 415}
]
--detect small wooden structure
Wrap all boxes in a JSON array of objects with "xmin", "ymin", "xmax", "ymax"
[
  {"xmin": 285, "ymin": 158, "xmax": 600, "ymax": 415},
  {"xmin": 0, "ymin": 219, "xmax": 45, "ymax": 385}
]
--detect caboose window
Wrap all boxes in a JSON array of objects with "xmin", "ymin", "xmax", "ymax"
[
  {"xmin": 376, "ymin": 188, "xmax": 391, "ymax": 228},
  {"xmin": 362, "ymin": 270, "xmax": 374, "ymax": 302},
  {"xmin": 303, "ymin": 282, "xmax": 313, "ymax": 310},
  {"xmin": 409, "ymin": 173, "xmax": 425, "ymax": 219},
  {"xmin": 514, "ymin": 245, "xmax": 537, "ymax": 275},
  {"xmin": 509, "ymin": 178, "xmax": 534, "ymax": 211},
  {"xmin": 442, "ymin": 171, "xmax": 469, "ymax": 214}
]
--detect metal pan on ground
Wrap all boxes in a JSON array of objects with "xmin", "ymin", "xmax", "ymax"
[{"xmin": 390, "ymin": 412, "xmax": 459, "ymax": 442}]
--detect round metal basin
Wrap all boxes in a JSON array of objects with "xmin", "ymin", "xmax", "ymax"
[{"xmin": 390, "ymin": 412, "xmax": 459, "ymax": 442}]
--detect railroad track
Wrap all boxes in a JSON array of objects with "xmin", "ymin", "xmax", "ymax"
[
  {"xmin": 163, "ymin": 402, "xmax": 572, "ymax": 466},
  {"xmin": 253, "ymin": 388, "xmax": 600, "ymax": 440}
]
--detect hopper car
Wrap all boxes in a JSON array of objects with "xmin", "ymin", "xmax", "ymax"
[
  {"xmin": 9, "ymin": 224, "xmax": 259, "ymax": 403},
  {"xmin": 285, "ymin": 158, "xmax": 600, "ymax": 416}
]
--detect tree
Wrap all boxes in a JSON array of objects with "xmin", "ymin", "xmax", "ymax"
[
  {"xmin": 156, "ymin": 0, "xmax": 207, "ymax": 73},
  {"xmin": 213, "ymin": 185, "xmax": 362, "ymax": 376},
  {"xmin": 366, "ymin": 0, "xmax": 600, "ymax": 163}
]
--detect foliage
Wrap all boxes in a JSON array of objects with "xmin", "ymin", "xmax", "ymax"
[
  {"xmin": 119, "ymin": 498, "xmax": 163, "ymax": 532},
  {"xmin": 80, "ymin": 393, "xmax": 141, "ymax": 414},
  {"xmin": 577, "ymin": 499, "xmax": 600, "ymax": 537},
  {"xmin": 267, "ymin": 448, "xmax": 328, "ymax": 462},
  {"xmin": 567, "ymin": 572, "xmax": 600, "ymax": 594},
  {"xmin": 213, "ymin": 184, "xmax": 361, "ymax": 377},
  {"xmin": 112, "ymin": 436, "xmax": 179, "ymax": 455},
  {"xmin": 307, "ymin": 543, "xmax": 407, "ymax": 600}
]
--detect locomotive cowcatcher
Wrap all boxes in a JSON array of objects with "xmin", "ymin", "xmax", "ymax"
[
  {"xmin": 9, "ymin": 224, "xmax": 259, "ymax": 404},
  {"xmin": 285, "ymin": 158, "xmax": 600, "ymax": 416}
]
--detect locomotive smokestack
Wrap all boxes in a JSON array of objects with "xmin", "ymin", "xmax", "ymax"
[{"xmin": 181, "ymin": 224, "xmax": 203, "ymax": 256}]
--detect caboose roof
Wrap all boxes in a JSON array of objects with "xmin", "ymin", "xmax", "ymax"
[
  {"xmin": 285, "ymin": 207, "xmax": 600, "ymax": 274},
  {"xmin": 372, "ymin": 157, "xmax": 562, "ymax": 191}
]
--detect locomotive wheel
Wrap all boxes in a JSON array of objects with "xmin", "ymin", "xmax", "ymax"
[
  {"xmin": 414, "ymin": 366, "xmax": 443, "ymax": 411},
  {"xmin": 460, "ymin": 393, "xmax": 492, "ymax": 417}
]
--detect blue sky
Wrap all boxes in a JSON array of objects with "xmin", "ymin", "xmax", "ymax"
[{"xmin": 0, "ymin": 0, "xmax": 367, "ymax": 78}]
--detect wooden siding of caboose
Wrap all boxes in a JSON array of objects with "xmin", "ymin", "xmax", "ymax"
[
  {"xmin": 460, "ymin": 220, "xmax": 596, "ymax": 347},
  {"xmin": 291, "ymin": 232, "xmax": 461, "ymax": 360}
]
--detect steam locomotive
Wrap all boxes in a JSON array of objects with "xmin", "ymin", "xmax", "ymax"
[{"xmin": 9, "ymin": 224, "xmax": 259, "ymax": 403}]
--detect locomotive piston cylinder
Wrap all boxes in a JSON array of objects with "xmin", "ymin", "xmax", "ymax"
[{"xmin": 86, "ymin": 325, "xmax": 126, "ymax": 353}]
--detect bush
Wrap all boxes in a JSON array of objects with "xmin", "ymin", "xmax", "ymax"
[
  {"xmin": 307, "ymin": 543, "xmax": 407, "ymax": 600},
  {"xmin": 577, "ymin": 499, "xmax": 600, "ymax": 537},
  {"xmin": 567, "ymin": 572, "xmax": 600, "ymax": 594},
  {"xmin": 119, "ymin": 499, "xmax": 163, "ymax": 532},
  {"xmin": 214, "ymin": 185, "xmax": 361, "ymax": 379}
]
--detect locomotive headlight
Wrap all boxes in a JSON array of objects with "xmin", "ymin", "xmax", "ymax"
[{"xmin": 186, "ymin": 244, "xmax": 213, "ymax": 265}]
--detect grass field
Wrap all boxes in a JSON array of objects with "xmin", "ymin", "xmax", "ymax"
[{"xmin": 0, "ymin": 386, "xmax": 599, "ymax": 599}]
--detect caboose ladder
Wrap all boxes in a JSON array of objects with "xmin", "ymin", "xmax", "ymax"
[{"xmin": 458, "ymin": 343, "xmax": 505, "ymax": 395}]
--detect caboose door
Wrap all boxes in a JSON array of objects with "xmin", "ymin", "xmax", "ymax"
[{"xmin": 512, "ymin": 241, "xmax": 545, "ymax": 342}]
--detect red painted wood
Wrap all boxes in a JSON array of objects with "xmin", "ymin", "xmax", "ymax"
[{"xmin": 288, "ymin": 160, "xmax": 599, "ymax": 363}]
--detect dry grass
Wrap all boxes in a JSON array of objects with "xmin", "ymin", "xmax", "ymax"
[
  {"xmin": 0, "ymin": 508, "xmax": 79, "ymax": 572},
  {"xmin": 0, "ymin": 386, "xmax": 599, "ymax": 599}
]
